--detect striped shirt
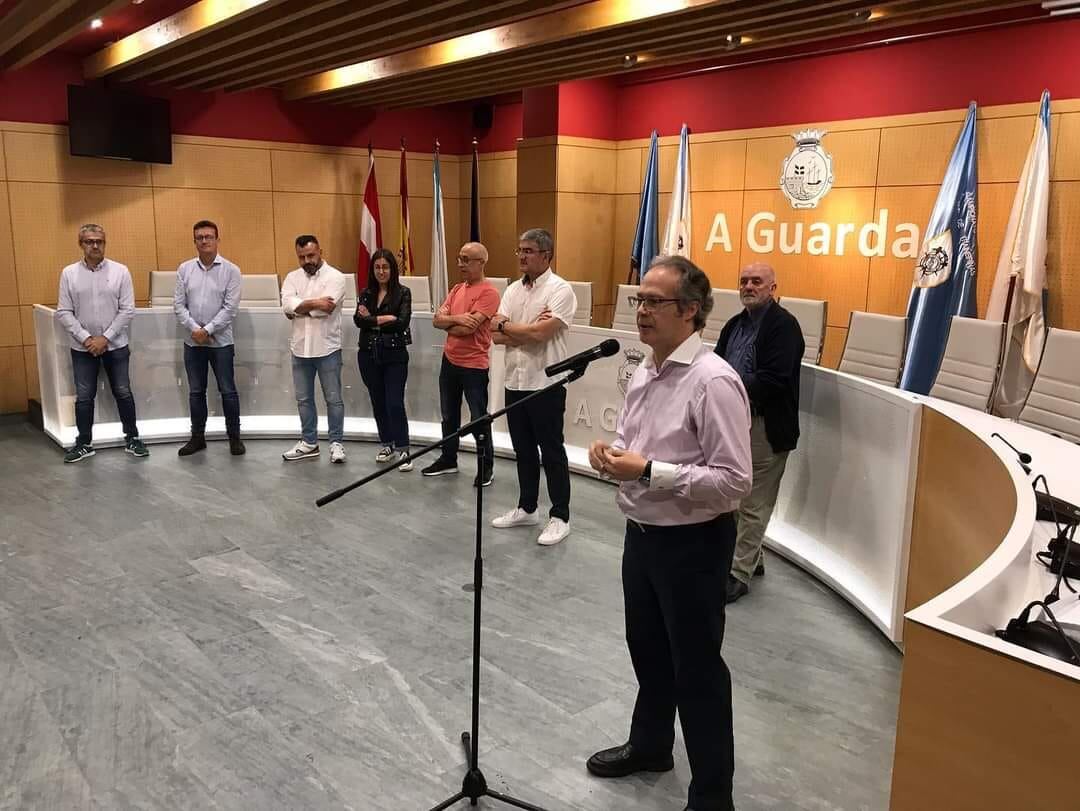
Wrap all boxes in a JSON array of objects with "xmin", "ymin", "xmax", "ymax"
[{"xmin": 56, "ymin": 258, "xmax": 135, "ymax": 352}]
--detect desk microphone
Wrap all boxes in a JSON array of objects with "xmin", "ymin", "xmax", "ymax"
[
  {"xmin": 545, "ymin": 339, "xmax": 620, "ymax": 377},
  {"xmin": 990, "ymin": 432, "xmax": 1032, "ymax": 474}
]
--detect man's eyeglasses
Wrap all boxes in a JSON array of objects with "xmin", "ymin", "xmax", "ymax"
[
  {"xmin": 457, "ymin": 256, "xmax": 483, "ymax": 264},
  {"xmin": 628, "ymin": 296, "xmax": 680, "ymax": 312},
  {"xmin": 514, "ymin": 247, "xmax": 544, "ymax": 257},
  {"xmin": 195, "ymin": 235, "xmax": 218, "ymax": 242},
  {"xmin": 80, "ymin": 238, "xmax": 105, "ymax": 247}
]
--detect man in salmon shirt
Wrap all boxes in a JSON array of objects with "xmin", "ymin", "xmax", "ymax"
[{"xmin": 422, "ymin": 241, "xmax": 502, "ymax": 487}]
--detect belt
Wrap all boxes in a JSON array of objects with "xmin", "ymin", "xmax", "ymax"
[{"xmin": 627, "ymin": 513, "xmax": 734, "ymax": 535}]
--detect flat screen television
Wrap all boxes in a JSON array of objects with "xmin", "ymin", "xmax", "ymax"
[{"xmin": 67, "ymin": 84, "xmax": 172, "ymax": 164}]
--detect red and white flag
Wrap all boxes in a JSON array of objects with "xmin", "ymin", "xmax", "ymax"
[{"xmin": 357, "ymin": 146, "xmax": 382, "ymax": 291}]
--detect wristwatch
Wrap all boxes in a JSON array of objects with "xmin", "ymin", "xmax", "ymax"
[
  {"xmin": 639, "ymin": 460, "xmax": 652, "ymax": 484},
  {"xmin": 497, "ymin": 320, "xmax": 506, "ymax": 333}
]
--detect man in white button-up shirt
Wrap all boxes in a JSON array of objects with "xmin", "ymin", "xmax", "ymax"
[
  {"xmin": 55, "ymin": 224, "xmax": 148, "ymax": 463},
  {"xmin": 280, "ymin": 235, "xmax": 349, "ymax": 463},
  {"xmin": 489, "ymin": 228, "xmax": 577, "ymax": 546}
]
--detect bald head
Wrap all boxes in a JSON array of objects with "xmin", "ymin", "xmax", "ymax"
[
  {"xmin": 457, "ymin": 241, "xmax": 489, "ymax": 284},
  {"xmin": 738, "ymin": 262, "xmax": 777, "ymax": 311}
]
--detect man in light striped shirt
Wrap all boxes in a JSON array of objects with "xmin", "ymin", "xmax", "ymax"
[
  {"xmin": 173, "ymin": 220, "xmax": 244, "ymax": 457},
  {"xmin": 55, "ymin": 224, "xmax": 149, "ymax": 463}
]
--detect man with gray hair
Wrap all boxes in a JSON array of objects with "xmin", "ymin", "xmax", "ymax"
[
  {"xmin": 714, "ymin": 261, "xmax": 804, "ymax": 603},
  {"xmin": 489, "ymin": 228, "xmax": 577, "ymax": 545},
  {"xmin": 55, "ymin": 224, "xmax": 149, "ymax": 462}
]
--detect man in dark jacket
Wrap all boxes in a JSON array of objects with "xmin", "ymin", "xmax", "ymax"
[{"xmin": 714, "ymin": 263, "xmax": 804, "ymax": 603}]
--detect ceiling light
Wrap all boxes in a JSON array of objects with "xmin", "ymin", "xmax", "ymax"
[
  {"xmin": 725, "ymin": 34, "xmax": 741, "ymax": 50},
  {"xmin": 90, "ymin": 18, "xmax": 104, "ymax": 29},
  {"xmin": 853, "ymin": 8, "xmax": 872, "ymax": 21},
  {"xmin": 623, "ymin": 54, "xmax": 638, "ymax": 68}
]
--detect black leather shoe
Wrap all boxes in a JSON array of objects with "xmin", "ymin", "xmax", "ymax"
[
  {"xmin": 229, "ymin": 436, "xmax": 246, "ymax": 456},
  {"xmin": 726, "ymin": 575, "xmax": 749, "ymax": 604},
  {"xmin": 754, "ymin": 561, "xmax": 765, "ymax": 578},
  {"xmin": 586, "ymin": 743, "xmax": 673, "ymax": 778},
  {"xmin": 178, "ymin": 436, "xmax": 207, "ymax": 456}
]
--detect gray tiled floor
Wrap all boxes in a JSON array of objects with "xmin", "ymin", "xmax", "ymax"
[{"xmin": 0, "ymin": 421, "xmax": 901, "ymax": 810}]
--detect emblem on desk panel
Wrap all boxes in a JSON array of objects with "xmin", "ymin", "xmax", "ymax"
[
  {"xmin": 617, "ymin": 348, "xmax": 645, "ymax": 397},
  {"xmin": 781, "ymin": 129, "xmax": 834, "ymax": 209},
  {"xmin": 913, "ymin": 230, "xmax": 953, "ymax": 288}
]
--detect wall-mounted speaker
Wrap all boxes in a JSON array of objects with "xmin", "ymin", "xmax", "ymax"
[{"xmin": 472, "ymin": 103, "xmax": 493, "ymax": 130}]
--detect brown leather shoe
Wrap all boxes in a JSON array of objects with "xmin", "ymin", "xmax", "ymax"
[{"xmin": 586, "ymin": 743, "xmax": 673, "ymax": 778}]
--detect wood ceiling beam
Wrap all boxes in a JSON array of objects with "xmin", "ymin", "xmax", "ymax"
[
  {"xmin": 0, "ymin": 0, "xmax": 129, "ymax": 70},
  {"xmin": 281, "ymin": 0, "xmax": 739, "ymax": 101}
]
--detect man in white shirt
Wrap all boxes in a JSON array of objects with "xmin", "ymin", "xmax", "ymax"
[
  {"xmin": 55, "ymin": 224, "xmax": 148, "ymax": 463},
  {"xmin": 490, "ymin": 228, "xmax": 577, "ymax": 545},
  {"xmin": 280, "ymin": 234, "xmax": 348, "ymax": 463}
]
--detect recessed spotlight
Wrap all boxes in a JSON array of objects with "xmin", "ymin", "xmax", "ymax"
[
  {"xmin": 725, "ymin": 34, "xmax": 742, "ymax": 50},
  {"xmin": 622, "ymin": 54, "xmax": 638, "ymax": 68},
  {"xmin": 853, "ymin": 8, "xmax": 872, "ymax": 22},
  {"xmin": 90, "ymin": 18, "xmax": 104, "ymax": 29},
  {"xmin": 132, "ymin": 0, "xmax": 145, "ymax": 4}
]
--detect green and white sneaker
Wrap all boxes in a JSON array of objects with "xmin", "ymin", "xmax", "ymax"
[
  {"xmin": 63, "ymin": 444, "xmax": 95, "ymax": 463},
  {"xmin": 125, "ymin": 437, "xmax": 150, "ymax": 458}
]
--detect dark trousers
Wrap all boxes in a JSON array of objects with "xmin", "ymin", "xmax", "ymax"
[
  {"xmin": 358, "ymin": 350, "xmax": 410, "ymax": 450},
  {"xmin": 71, "ymin": 346, "xmax": 138, "ymax": 446},
  {"xmin": 623, "ymin": 514, "xmax": 737, "ymax": 811},
  {"xmin": 438, "ymin": 356, "xmax": 493, "ymax": 468},
  {"xmin": 504, "ymin": 386, "xmax": 570, "ymax": 521},
  {"xmin": 183, "ymin": 344, "xmax": 240, "ymax": 436}
]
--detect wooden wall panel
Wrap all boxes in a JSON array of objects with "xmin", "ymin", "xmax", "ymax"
[
  {"xmin": 151, "ymin": 143, "xmax": 272, "ymax": 191},
  {"xmin": 478, "ymin": 156, "xmax": 517, "ymax": 199},
  {"xmin": 690, "ymin": 139, "xmax": 745, "ymax": 192},
  {"xmin": 650, "ymin": 143, "xmax": 679, "ymax": 194},
  {"xmin": 557, "ymin": 144, "xmax": 616, "ymax": 195},
  {"xmin": 407, "ymin": 194, "xmax": 434, "ymax": 278},
  {"xmin": 691, "ymin": 190, "xmax": 743, "ymax": 289},
  {"xmin": 1047, "ymin": 181, "xmax": 1080, "ymax": 331},
  {"xmin": 517, "ymin": 144, "xmax": 558, "ymax": 194},
  {"xmin": 615, "ymin": 146, "xmax": 642, "ymax": 195},
  {"xmin": 740, "ymin": 188, "xmax": 874, "ymax": 328},
  {"xmin": 152, "ymin": 187, "xmax": 277, "ymax": 279},
  {"xmin": 272, "ymin": 193, "xmax": 361, "ymax": 280},
  {"xmin": 878, "ymin": 121, "xmax": 960, "ymax": 186},
  {"xmin": 477, "ymin": 197, "xmax": 518, "ymax": 279},
  {"xmin": 745, "ymin": 129, "xmax": 880, "ymax": 190},
  {"xmin": 8, "ymin": 181, "xmax": 157, "ymax": 306},
  {"xmin": 973, "ymin": 182, "xmax": 1015, "ymax": 318},
  {"xmin": 610, "ymin": 193, "xmax": 640, "ymax": 314},
  {"xmin": 4, "ymin": 131, "xmax": 151, "ymax": 186},
  {"xmin": 0, "ymin": 181, "xmax": 16, "ymax": 306},
  {"xmin": 23, "ymin": 345, "xmax": 38, "ymax": 401},
  {"xmin": 555, "ymin": 193, "xmax": 614, "ymax": 297},
  {"xmin": 866, "ymin": 185, "xmax": 937, "ymax": 317},
  {"xmin": 270, "ymin": 149, "xmax": 368, "ymax": 195},
  {"xmin": 516, "ymin": 192, "xmax": 556, "ymax": 247},
  {"xmin": 19, "ymin": 305, "xmax": 34, "ymax": 347},
  {"xmin": 0, "ymin": 305, "xmax": 20, "ymax": 346},
  {"xmin": 978, "ymin": 115, "xmax": 1040, "ymax": 184},
  {"xmin": 1052, "ymin": 111, "xmax": 1080, "ymax": 181},
  {"xmin": 821, "ymin": 325, "xmax": 847, "ymax": 370},
  {"xmin": 0, "ymin": 346, "xmax": 26, "ymax": 413}
]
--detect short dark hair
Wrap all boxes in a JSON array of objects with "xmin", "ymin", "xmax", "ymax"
[
  {"xmin": 193, "ymin": 220, "xmax": 218, "ymax": 237},
  {"xmin": 648, "ymin": 255, "xmax": 713, "ymax": 331},
  {"xmin": 366, "ymin": 248, "xmax": 401, "ymax": 295},
  {"xmin": 295, "ymin": 234, "xmax": 319, "ymax": 249}
]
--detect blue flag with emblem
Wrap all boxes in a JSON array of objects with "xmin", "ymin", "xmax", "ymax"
[
  {"xmin": 900, "ymin": 102, "xmax": 978, "ymax": 394},
  {"xmin": 630, "ymin": 130, "xmax": 660, "ymax": 283}
]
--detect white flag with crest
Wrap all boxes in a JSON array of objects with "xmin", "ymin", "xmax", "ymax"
[{"xmin": 661, "ymin": 123, "xmax": 691, "ymax": 258}]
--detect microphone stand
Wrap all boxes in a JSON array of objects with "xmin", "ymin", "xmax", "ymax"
[{"xmin": 318, "ymin": 364, "xmax": 590, "ymax": 811}]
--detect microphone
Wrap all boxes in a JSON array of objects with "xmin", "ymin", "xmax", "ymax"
[
  {"xmin": 991, "ymin": 432, "xmax": 1032, "ymax": 474},
  {"xmin": 545, "ymin": 339, "xmax": 620, "ymax": 377}
]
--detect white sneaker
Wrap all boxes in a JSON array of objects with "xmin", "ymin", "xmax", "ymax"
[
  {"xmin": 397, "ymin": 450, "xmax": 413, "ymax": 472},
  {"xmin": 537, "ymin": 518, "xmax": 570, "ymax": 546},
  {"xmin": 375, "ymin": 445, "xmax": 394, "ymax": 463},
  {"xmin": 282, "ymin": 440, "xmax": 319, "ymax": 461},
  {"xmin": 491, "ymin": 507, "xmax": 539, "ymax": 529},
  {"xmin": 329, "ymin": 442, "xmax": 346, "ymax": 464}
]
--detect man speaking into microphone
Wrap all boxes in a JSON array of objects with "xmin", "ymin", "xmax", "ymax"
[{"xmin": 586, "ymin": 256, "xmax": 752, "ymax": 811}]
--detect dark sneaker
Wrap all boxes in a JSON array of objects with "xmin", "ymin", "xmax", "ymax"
[
  {"xmin": 229, "ymin": 436, "xmax": 246, "ymax": 456},
  {"xmin": 422, "ymin": 457, "xmax": 458, "ymax": 477},
  {"xmin": 177, "ymin": 436, "xmax": 207, "ymax": 456},
  {"xmin": 125, "ymin": 437, "xmax": 150, "ymax": 458},
  {"xmin": 473, "ymin": 466, "xmax": 494, "ymax": 488},
  {"xmin": 63, "ymin": 444, "xmax": 95, "ymax": 464}
]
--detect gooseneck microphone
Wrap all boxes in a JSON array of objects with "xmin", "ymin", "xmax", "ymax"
[
  {"xmin": 990, "ymin": 432, "xmax": 1032, "ymax": 474},
  {"xmin": 545, "ymin": 339, "xmax": 620, "ymax": 377}
]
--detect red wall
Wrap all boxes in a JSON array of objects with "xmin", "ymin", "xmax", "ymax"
[
  {"xmin": 558, "ymin": 77, "xmax": 618, "ymax": 141},
  {"xmin": 614, "ymin": 17, "xmax": 1080, "ymax": 138}
]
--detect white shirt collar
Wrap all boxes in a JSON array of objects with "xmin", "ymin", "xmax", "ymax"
[
  {"xmin": 645, "ymin": 332, "xmax": 702, "ymax": 370},
  {"xmin": 523, "ymin": 267, "xmax": 551, "ymax": 289},
  {"xmin": 80, "ymin": 257, "xmax": 106, "ymax": 272},
  {"xmin": 197, "ymin": 254, "xmax": 221, "ymax": 271}
]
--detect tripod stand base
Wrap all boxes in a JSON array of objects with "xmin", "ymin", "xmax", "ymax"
[{"xmin": 428, "ymin": 733, "xmax": 550, "ymax": 811}]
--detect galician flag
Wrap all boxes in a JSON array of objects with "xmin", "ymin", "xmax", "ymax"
[
  {"xmin": 661, "ymin": 123, "xmax": 691, "ymax": 258},
  {"xmin": 987, "ymin": 90, "xmax": 1051, "ymax": 418},
  {"xmin": 398, "ymin": 139, "xmax": 415, "ymax": 275},
  {"xmin": 630, "ymin": 130, "xmax": 660, "ymax": 283},
  {"xmin": 356, "ymin": 145, "xmax": 382, "ymax": 292},
  {"xmin": 431, "ymin": 142, "xmax": 449, "ymax": 309},
  {"xmin": 900, "ymin": 102, "xmax": 978, "ymax": 395}
]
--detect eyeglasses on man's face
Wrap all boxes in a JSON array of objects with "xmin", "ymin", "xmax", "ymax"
[
  {"xmin": 628, "ymin": 295, "xmax": 680, "ymax": 312},
  {"xmin": 457, "ymin": 255, "xmax": 483, "ymax": 264},
  {"xmin": 514, "ymin": 247, "xmax": 544, "ymax": 257},
  {"xmin": 194, "ymin": 234, "xmax": 218, "ymax": 243},
  {"xmin": 80, "ymin": 238, "xmax": 105, "ymax": 247}
]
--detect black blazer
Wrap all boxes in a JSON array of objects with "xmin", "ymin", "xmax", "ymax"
[
  {"xmin": 354, "ymin": 285, "xmax": 412, "ymax": 360},
  {"xmin": 714, "ymin": 300, "xmax": 804, "ymax": 453}
]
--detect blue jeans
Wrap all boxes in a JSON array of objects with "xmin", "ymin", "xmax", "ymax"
[
  {"xmin": 291, "ymin": 350, "xmax": 344, "ymax": 444},
  {"xmin": 183, "ymin": 344, "xmax": 240, "ymax": 436},
  {"xmin": 438, "ymin": 356, "xmax": 492, "ymax": 467},
  {"xmin": 357, "ymin": 350, "xmax": 410, "ymax": 450},
  {"xmin": 71, "ymin": 346, "xmax": 139, "ymax": 446}
]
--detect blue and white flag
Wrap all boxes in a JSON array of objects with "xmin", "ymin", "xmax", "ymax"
[
  {"xmin": 430, "ymin": 145, "xmax": 448, "ymax": 308},
  {"xmin": 987, "ymin": 91, "xmax": 1050, "ymax": 418},
  {"xmin": 900, "ymin": 102, "xmax": 978, "ymax": 394},
  {"xmin": 662, "ymin": 123, "xmax": 692, "ymax": 258},
  {"xmin": 630, "ymin": 130, "xmax": 660, "ymax": 283}
]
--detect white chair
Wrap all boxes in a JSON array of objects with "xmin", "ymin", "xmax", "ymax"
[
  {"xmin": 487, "ymin": 276, "xmax": 509, "ymax": 298},
  {"xmin": 928, "ymin": 316, "xmax": 1005, "ymax": 412},
  {"xmin": 780, "ymin": 296, "xmax": 827, "ymax": 364},
  {"xmin": 240, "ymin": 274, "xmax": 281, "ymax": 307},
  {"xmin": 1018, "ymin": 327, "xmax": 1080, "ymax": 442},
  {"xmin": 838, "ymin": 312, "xmax": 907, "ymax": 387},
  {"xmin": 149, "ymin": 271, "xmax": 176, "ymax": 306},
  {"xmin": 702, "ymin": 288, "xmax": 742, "ymax": 346},
  {"xmin": 402, "ymin": 275, "xmax": 432, "ymax": 312},
  {"xmin": 611, "ymin": 284, "xmax": 640, "ymax": 332},
  {"xmin": 569, "ymin": 280, "xmax": 592, "ymax": 326}
]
